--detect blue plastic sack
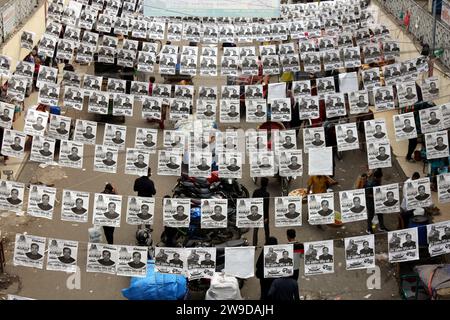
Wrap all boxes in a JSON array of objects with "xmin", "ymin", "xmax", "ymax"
[{"xmin": 122, "ymin": 260, "xmax": 187, "ymax": 300}]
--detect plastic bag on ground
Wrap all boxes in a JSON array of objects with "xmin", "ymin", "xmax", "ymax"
[{"xmin": 205, "ymin": 272, "xmax": 242, "ymax": 300}]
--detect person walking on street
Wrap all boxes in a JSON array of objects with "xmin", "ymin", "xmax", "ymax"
[
  {"xmin": 252, "ymin": 177, "xmax": 270, "ymax": 246},
  {"xmin": 256, "ymin": 236, "xmax": 278, "ymax": 300},
  {"xmin": 286, "ymin": 229, "xmax": 302, "ymax": 281},
  {"xmin": 102, "ymin": 183, "xmax": 117, "ymax": 244},
  {"xmin": 133, "ymin": 168, "xmax": 156, "ymax": 197},
  {"xmin": 365, "ymin": 169, "xmax": 388, "ymax": 234},
  {"xmin": 307, "ymin": 175, "xmax": 337, "ymax": 194},
  {"xmin": 268, "ymin": 277, "xmax": 300, "ymax": 301}
]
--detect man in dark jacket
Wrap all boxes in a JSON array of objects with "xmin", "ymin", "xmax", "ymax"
[
  {"xmin": 267, "ymin": 277, "xmax": 300, "ymax": 301},
  {"xmin": 252, "ymin": 177, "xmax": 270, "ymax": 246},
  {"xmin": 133, "ymin": 168, "xmax": 156, "ymax": 198}
]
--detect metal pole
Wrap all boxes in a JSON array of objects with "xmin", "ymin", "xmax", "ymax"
[{"xmin": 431, "ymin": 0, "xmax": 438, "ymax": 56}]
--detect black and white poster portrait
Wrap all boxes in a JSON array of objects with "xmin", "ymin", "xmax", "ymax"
[
  {"xmin": 382, "ymin": 63, "xmax": 402, "ymax": 86},
  {"xmin": 367, "ymin": 140, "xmax": 392, "ymax": 169},
  {"xmin": 344, "ymin": 235, "xmax": 375, "ymax": 270},
  {"xmin": 299, "ymin": 39, "xmax": 317, "ymax": 53},
  {"xmin": 301, "ymin": 52, "xmax": 321, "ymax": 73},
  {"xmin": 58, "ymin": 140, "xmax": 84, "ymax": 169},
  {"xmin": 397, "ymin": 82, "xmax": 418, "ymax": 108},
  {"xmin": 363, "ymin": 43, "xmax": 382, "ymax": 64},
  {"xmin": 270, "ymin": 98, "xmax": 291, "ymax": 121},
  {"xmin": 335, "ymin": 123, "xmax": 359, "ymax": 152},
  {"xmin": 198, "ymin": 85, "xmax": 217, "ymax": 101},
  {"xmin": 263, "ymin": 244, "xmax": 294, "ymax": 278},
  {"xmin": 86, "ymin": 243, "xmax": 117, "ymax": 275},
  {"xmin": 215, "ymin": 131, "xmax": 238, "ymax": 153},
  {"xmin": 117, "ymin": 49, "xmax": 136, "ymax": 68},
  {"xmin": 126, "ymin": 196, "xmax": 155, "ymax": 225},
  {"xmin": 20, "ymin": 31, "xmax": 35, "ymax": 50},
  {"xmin": 131, "ymin": 19, "xmax": 148, "ymax": 39},
  {"xmin": 61, "ymin": 0, "xmax": 82, "ymax": 26},
  {"xmin": 161, "ymin": 44, "xmax": 178, "ymax": 55},
  {"xmin": 250, "ymin": 151, "xmax": 275, "ymax": 178},
  {"xmin": 274, "ymin": 129, "xmax": 297, "ymax": 152},
  {"xmin": 373, "ymin": 183, "xmax": 400, "ymax": 214},
  {"xmin": 246, "ymin": 100, "xmax": 267, "ymax": 123},
  {"xmin": 2, "ymin": 129, "xmax": 26, "ymax": 159},
  {"xmin": 94, "ymin": 145, "xmax": 119, "ymax": 174},
  {"xmin": 61, "ymin": 189, "xmax": 90, "ymax": 223},
  {"xmin": 220, "ymin": 55, "xmax": 238, "ymax": 76},
  {"xmin": 324, "ymin": 93, "xmax": 347, "ymax": 118},
  {"xmin": 38, "ymin": 83, "xmax": 60, "ymax": 106},
  {"xmin": 348, "ymin": 90, "xmax": 369, "ymax": 114},
  {"xmin": 400, "ymin": 59, "xmax": 420, "ymax": 82},
  {"xmin": 289, "ymin": 21, "xmax": 306, "ymax": 40},
  {"xmin": 78, "ymin": 7, "xmax": 97, "ymax": 30},
  {"xmin": 322, "ymin": 49, "xmax": 342, "ymax": 71},
  {"xmin": 76, "ymin": 43, "xmax": 95, "ymax": 63},
  {"xmin": 245, "ymin": 85, "xmax": 264, "ymax": 100},
  {"xmin": 96, "ymin": 14, "xmax": 115, "ymax": 33},
  {"xmin": 202, "ymin": 24, "xmax": 219, "ymax": 44},
  {"xmin": 186, "ymin": 248, "xmax": 216, "ymax": 280},
  {"xmin": 388, "ymin": 228, "xmax": 419, "ymax": 263},
  {"xmin": 74, "ymin": 119, "xmax": 97, "ymax": 145},
  {"xmin": 425, "ymin": 130, "xmax": 449, "ymax": 160},
  {"xmin": 246, "ymin": 130, "xmax": 268, "ymax": 152},
  {"xmin": 0, "ymin": 102, "xmax": 14, "ymax": 129},
  {"xmin": 159, "ymin": 54, "xmax": 177, "ymax": 75},
  {"xmin": 0, "ymin": 180, "xmax": 25, "ymax": 213},
  {"xmin": 437, "ymin": 173, "xmax": 450, "ymax": 203},
  {"xmin": 47, "ymin": 1, "xmax": 63, "ymax": 20},
  {"xmin": 103, "ymin": 124, "xmax": 127, "ymax": 150},
  {"xmin": 134, "ymin": 127, "xmax": 157, "ymax": 153},
  {"xmin": 362, "ymin": 68, "xmax": 381, "ymax": 91},
  {"xmin": 189, "ymin": 152, "xmax": 212, "ymax": 178},
  {"xmin": 155, "ymin": 247, "xmax": 185, "ymax": 275},
  {"xmin": 62, "ymin": 70, "xmax": 82, "ymax": 88},
  {"xmin": 151, "ymin": 83, "xmax": 172, "ymax": 105},
  {"xmin": 303, "ymin": 127, "xmax": 326, "ymax": 153},
  {"xmin": 148, "ymin": 21, "xmax": 165, "ymax": 40},
  {"xmin": 343, "ymin": 46, "xmax": 362, "ymax": 68},
  {"xmin": 37, "ymin": 65, "xmax": 58, "ymax": 88},
  {"xmin": 201, "ymin": 198, "xmax": 228, "ymax": 229},
  {"xmin": 0, "ymin": 55, "xmax": 11, "ymax": 77},
  {"xmin": 308, "ymin": 193, "xmax": 335, "ymax": 225},
  {"xmin": 180, "ymin": 54, "xmax": 199, "ymax": 77},
  {"xmin": 163, "ymin": 198, "xmax": 191, "ymax": 228},
  {"xmin": 421, "ymin": 76, "xmax": 440, "ymax": 102},
  {"xmin": 240, "ymin": 55, "xmax": 259, "ymax": 76},
  {"xmin": 63, "ymin": 86, "xmax": 84, "ymax": 110},
  {"xmin": 167, "ymin": 22, "xmax": 183, "ymax": 41},
  {"xmin": 199, "ymin": 55, "xmax": 218, "ymax": 76},
  {"xmin": 339, "ymin": 189, "xmax": 367, "ymax": 223},
  {"xmin": 7, "ymin": 75, "xmax": 27, "ymax": 101},
  {"xmin": 364, "ymin": 119, "xmax": 388, "ymax": 143},
  {"xmin": 221, "ymin": 85, "xmax": 240, "ymax": 100},
  {"xmin": 56, "ymin": 39, "xmax": 75, "ymax": 61},
  {"xmin": 158, "ymin": 150, "xmax": 182, "ymax": 176},
  {"xmin": 93, "ymin": 193, "xmax": 122, "ymax": 227},
  {"xmin": 45, "ymin": 21, "xmax": 62, "ymax": 38},
  {"xmin": 97, "ymin": 46, "xmax": 116, "ymax": 64},
  {"xmin": 196, "ymin": 100, "xmax": 216, "ymax": 120},
  {"xmin": 237, "ymin": 198, "xmax": 264, "ymax": 228},
  {"xmin": 130, "ymin": 81, "xmax": 149, "ymax": 102},
  {"xmin": 107, "ymin": 78, "xmax": 126, "ymax": 94},
  {"xmin": 30, "ymin": 135, "xmax": 56, "ymax": 164},
  {"xmin": 113, "ymin": 93, "xmax": 134, "ymax": 117},
  {"xmin": 316, "ymin": 76, "xmax": 336, "ymax": 99},
  {"xmin": 292, "ymin": 80, "xmax": 311, "ymax": 97},
  {"xmin": 81, "ymin": 31, "xmax": 99, "ymax": 47},
  {"xmin": 259, "ymin": 45, "xmax": 276, "ymax": 57},
  {"xmin": 13, "ymin": 234, "xmax": 46, "ymax": 269},
  {"xmin": 101, "ymin": 35, "xmax": 118, "ymax": 49},
  {"xmin": 420, "ymin": 106, "xmax": 444, "ymax": 133},
  {"xmin": 427, "ymin": 221, "xmax": 450, "ymax": 257},
  {"xmin": 279, "ymin": 149, "xmax": 303, "ymax": 177},
  {"xmin": 27, "ymin": 185, "xmax": 56, "ymax": 220},
  {"xmin": 169, "ymin": 99, "xmax": 190, "ymax": 120},
  {"xmin": 298, "ymin": 95, "xmax": 319, "ymax": 120},
  {"xmin": 280, "ymin": 54, "xmax": 300, "ymax": 72},
  {"xmin": 218, "ymin": 152, "xmax": 242, "ymax": 179},
  {"xmin": 382, "ymin": 40, "xmax": 400, "ymax": 61},
  {"xmin": 125, "ymin": 148, "xmax": 150, "ymax": 176},
  {"xmin": 83, "ymin": 74, "xmax": 103, "ymax": 94},
  {"xmin": 117, "ymin": 246, "xmax": 148, "ymax": 278},
  {"xmin": 403, "ymin": 177, "xmax": 432, "ymax": 210},
  {"xmin": 304, "ymin": 240, "xmax": 334, "ymax": 276},
  {"xmin": 274, "ymin": 196, "xmax": 302, "ymax": 227},
  {"xmin": 218, "ymin": 24, "xmax": 235, "ymax": 43},
  {"xmin": 46, "ymin": 238, "xmax": 78, "ymax": 273},
  {"xmin": 261, "ymin": 55, "xmax": 280, "ymax": 75},
  {"xmin": 137, "ymin": 51, "xmax": 156, "ymax": 72},
  {"xmin": 393, "ymin": 112, "xmax": 417, "ymax": 141},
  {"xmin": 38, "ymin": 35, "xmax": 57, "ymax": 58},
  {"xmin": 14, "ymin": 61, "xmax": 34, "ymax": 79},
  {"xmin": 219, "ymin": 100, "xmax": 240, "ymax": 123},
  {"xmin": 24, "ymin": 109, "xmax": 48, "ymax": 137},
  {"xmin": 279, "ymin": 43, "xmax": 296, "ymax": 56},
  {"xmin": 163, "ymin": 130, "xmax": 186, "ymax": 151},
  {"xmin": 113, "ymin": 16, "xmax": 130, "ymax": 35},
  {"xmin": 189, "ymin": 131, "xmax": 212, "ymax": 153}
]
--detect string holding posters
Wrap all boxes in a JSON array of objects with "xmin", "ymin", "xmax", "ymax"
[
  {"xmin": 304, "ymin": 240, "xmax": 335, "ymax": 276},
  {"xmin": 61, "ymin": 189, "xmax": 90, "ymax": 223},
  {"xmin": 274, "ymin": 196, "xmax": 302, "ymax": 227},
  {"xmin": 388, "ymin": 228, "xmax": 419, "ymax": 263},
  {"xmin": 236, "ymin": 198, "xmax": 264, "ymax": 228},
  {"xmin": 263, "ymin": 244, "xmax": 294, "ymax": 278},
  {"xmin": 13, "ymin": 234, "xmax": 46, "ymax": 269},
  {"xmin": 344, "ymin": 235, "xmax": 375, "ymax": 270},
  {"xmin": 92, "ymin": 193, "xmax": 122, "ymax": 228},
  {"xmin": 163, "ymin": 198, "xmax": 191, "ymax": 228},
  {"xmin": 46, "ymin": 239, "xmax": 78, "ymax": 273}
]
